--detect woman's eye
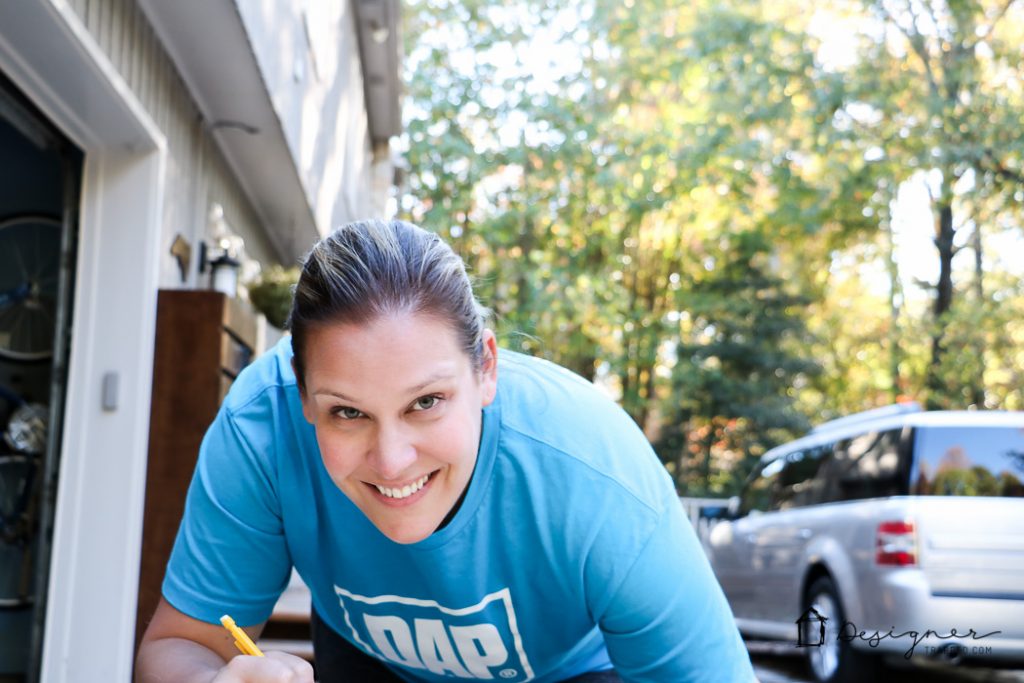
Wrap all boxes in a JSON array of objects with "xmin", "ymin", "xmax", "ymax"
[
  {"xmin": 412, "ymin": 395, "xmax": 440, "ymax": 411},
  {"xmin": 334, "ymin": 406, "xmax": 363, "ymax": 420}
]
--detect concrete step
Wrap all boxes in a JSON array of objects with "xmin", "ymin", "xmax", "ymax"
[
  {"xmin": 261, "ymin": 570, "xmax": 313, "ymax": 662},
  {"xmin": 256, "ymin": 638, "xmax": 315, "ymax": 663}
]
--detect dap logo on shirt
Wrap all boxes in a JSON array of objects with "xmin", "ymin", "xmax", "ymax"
[{"xmin": 334, "ymin": 585, "xmax": 535, "ymax": 681}]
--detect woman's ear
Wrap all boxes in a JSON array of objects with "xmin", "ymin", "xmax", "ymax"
[{"xmin": 479, "ymin": 329, "xmax": 498, "ymax": 407}]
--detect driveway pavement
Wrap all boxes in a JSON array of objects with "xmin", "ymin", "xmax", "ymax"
[{"xmin": 746, "ymin": 639, "xmax": 1024, "ymax": 683}]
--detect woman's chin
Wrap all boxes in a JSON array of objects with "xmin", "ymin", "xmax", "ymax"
[
  {"xmin": 374, "ymin": 519, "xmax": 435, "ymax": 545},
  {"xmin": 357, "ymin": 499, "xmax": 442, "ymax": 544}
]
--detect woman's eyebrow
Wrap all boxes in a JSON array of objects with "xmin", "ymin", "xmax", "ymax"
[
  {"xmin": 312, "ymin": 371, "xmax": 457, "ymax": 402},
  {"xmin": 314, "ymin": 389, "xmax": 356, "ymax": 401},
  {"xmin": 403, "ymin": 371, "xmax": 456, "ymax": 395}
]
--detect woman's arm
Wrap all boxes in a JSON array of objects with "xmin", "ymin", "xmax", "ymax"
[
  {"xmin": 591, "ymin": 493, "xmax": 757, "ymax": 682},
  {"xmin": 136, "ymin": 598, "xmax": 313, "ymax": 683}
]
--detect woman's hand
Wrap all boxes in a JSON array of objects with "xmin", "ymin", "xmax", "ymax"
[
  {"xmin": 136, "ymin": 599, "xmax": 313, "ymax": 683},
  {"xmin": 211, "ymin": 652, "xmax": 314, "ymax": 683}
]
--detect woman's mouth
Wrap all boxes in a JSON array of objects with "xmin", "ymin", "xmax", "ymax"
[{"xmin": 367, "ymin": 470, "xmax": 438, "ymax": 504}]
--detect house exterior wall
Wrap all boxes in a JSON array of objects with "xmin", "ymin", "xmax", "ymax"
[
  {"xmin": 0, "ymin": 1, "xmax": 169, "ymax": 675},
  {"xmin": 237, "ymin": 0, "xmax": 379, "ymax": 232},
  {"xmin": 64, "ymin": 0, "xmax": 283, "ymax": 287},
  {"xmin": 0, "ymin": 0, "xmax": 395, "ymax": 679}
]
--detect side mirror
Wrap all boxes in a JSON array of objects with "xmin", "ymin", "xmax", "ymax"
[
  {"xmin": 698, "ymin": 496, "xmax": 743, "ymax": 521},
  {"xmin": 727, "ymin": 495, "xmax": 740, "ymax": 517},
  {"xmin": 698, "ymin": 505, "xmax": 730, "ymax": 521}
]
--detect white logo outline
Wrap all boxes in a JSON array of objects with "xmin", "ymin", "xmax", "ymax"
[{"xmin": 334, "ymin": 585, "xmax": 535, "ymax": 681}]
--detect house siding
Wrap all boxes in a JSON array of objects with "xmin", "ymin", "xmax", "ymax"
[
  {"xmin": 236, "ymin": 0, "xmax": 379, "ymax": 233},
  {"xmin": 0, "ymin": 2, "xmax": 396, "ymax": 678},
  {"xmin": 65, "ymin": 0, "xmax": 280, "ymax": 287}
]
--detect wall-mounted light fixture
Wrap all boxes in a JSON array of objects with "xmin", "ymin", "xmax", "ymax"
[
  {"xmin": 199, "ymin": 240, "xmax": 241, "ymax": 298},
  {"xmin": 369, "ymin": 21, "xmax": 389, "ymax": 43}
]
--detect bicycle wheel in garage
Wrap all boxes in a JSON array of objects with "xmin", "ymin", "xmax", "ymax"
[{"xmin": 0, "ymin": 214, "xmax": 62, "ymax": 362}]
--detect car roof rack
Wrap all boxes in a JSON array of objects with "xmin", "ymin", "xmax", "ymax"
[{"xmin": 809, "ymin": 402, "xmax": 923, "ymax": 435}]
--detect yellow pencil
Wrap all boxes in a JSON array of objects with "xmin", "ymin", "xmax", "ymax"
[{"xmin": 220, "ymin": 614, "xmax": 265, "ymax": 657}]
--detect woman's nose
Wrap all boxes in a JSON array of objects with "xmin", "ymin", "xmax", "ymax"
[{"xmin": 368, "ymin": 424, "xmax": 417, "ymax": 480}]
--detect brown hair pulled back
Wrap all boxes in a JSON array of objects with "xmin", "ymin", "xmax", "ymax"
[{"xmin": 288, "ymin": 219, "xmax": 489, "ymax": 390}]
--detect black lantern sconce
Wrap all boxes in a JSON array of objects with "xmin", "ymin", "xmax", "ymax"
[{"xmin": 198, "ymin": 240, "xmax": 241, "ymax": 298}]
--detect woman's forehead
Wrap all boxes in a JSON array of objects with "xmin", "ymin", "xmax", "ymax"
[
  {"xmin": 302, "ymin": 313, "xmax": 471, "ymax": 391},
  {"xmin": 308, "ymin": 310, "xmax": 459, "ymax": 345}
]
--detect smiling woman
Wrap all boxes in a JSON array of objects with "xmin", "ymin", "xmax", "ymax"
[
  {"xmin": 297, "ymin": 313, "xmax": 496, "ymax": 544},
  {"xmin": 134, "ymin": 219, "xmax": 757, "ymax": 683}
]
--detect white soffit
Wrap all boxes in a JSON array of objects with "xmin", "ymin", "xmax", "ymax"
[
  {"xmin": 0, "ymin": 1, "xmax": 160, "ymax": 151},
  {"xmin": 353, "ymin": 0, "xmax": 402, "ymax": 144},
  {"xmin": 137, "ymin": 0, "xmax": 320, "ymax": 262}
]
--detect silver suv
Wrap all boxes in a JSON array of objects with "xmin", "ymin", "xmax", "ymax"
[{"xmin": 703, "ymin": 404, "xmax": 1024, "ymax": 682}]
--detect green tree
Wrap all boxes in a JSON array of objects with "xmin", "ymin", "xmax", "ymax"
[
  {"xmin": 401, "ymin": 0, "xmax": 1024, "ymax": 498},
  {"xmin": 655, "ymin": 231, "xmax": 817, "ymax": 494},
  {"xmin": 847, "ymin": 0, "xmax": 1024, "ymax": 407}
]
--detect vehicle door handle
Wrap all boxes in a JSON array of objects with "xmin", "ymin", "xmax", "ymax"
[
  {"xmin": 798, "ymin": 528, "xmax": 812, "ymax": 540},
  {"xmin": 745, "ymin": 533, "xmax": 757, "ymax": 543}
]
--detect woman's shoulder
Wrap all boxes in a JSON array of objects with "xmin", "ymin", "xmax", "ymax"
[
  {"xmin": 497, "ymin": 350, "xmax": 612, "ymax": 411},
  {"xmin": 219, "ymin": 336, "xmax": 301, "ymax": 417},
  {"xmin": 495, "ymin": 350, "xmax": 670, "ymax": 508},
  {"xmin": 206, "ymin": 337, "xmax": 312, "ymax": 475}
]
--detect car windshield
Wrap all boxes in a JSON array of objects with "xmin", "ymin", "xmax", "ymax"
[{"xmin": 912, "ymin": 426, "xmax": 1024, "ymax": 497}]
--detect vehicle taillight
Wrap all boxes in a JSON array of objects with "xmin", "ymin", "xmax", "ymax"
[{"xmin": 876, "ymin": 520, "xmax": 917, "ymax": 566}]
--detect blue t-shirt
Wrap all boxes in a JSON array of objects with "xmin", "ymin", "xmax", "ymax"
[{"xmin": 164, "ymin": 338, "xmax": 755, "ymax": 682}]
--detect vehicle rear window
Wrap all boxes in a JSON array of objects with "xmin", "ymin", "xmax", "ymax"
[
  {"xmin": 912, "ymin": 426, "xmax": 1024, "ymax": 497},
  {"xmin": 819, "ymin": 429, "xmax": 908, "ymax": 502}
]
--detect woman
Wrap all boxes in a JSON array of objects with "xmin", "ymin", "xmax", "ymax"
[{"xmin": 136, "ymin": 219, "xmax": 755, "ymax": 682}]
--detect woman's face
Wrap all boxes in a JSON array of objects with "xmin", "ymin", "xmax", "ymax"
[{"xmin": 296, "ymin": 311, "xmax": 498, "ymax": 544}]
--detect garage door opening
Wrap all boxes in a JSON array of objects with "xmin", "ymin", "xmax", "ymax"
[{"xmin": 0, "ymin": 70, "xmax": 82, "ymax": 683}]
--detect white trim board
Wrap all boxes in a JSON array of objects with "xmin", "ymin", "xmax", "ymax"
[{"xmin": 0, "ymin": 1, "xmax": 165, "ymax": 681}]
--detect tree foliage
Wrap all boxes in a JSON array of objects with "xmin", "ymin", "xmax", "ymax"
[{"xmin": 400, "ymin": 0, "xmax": 1024, "ymax": 494}]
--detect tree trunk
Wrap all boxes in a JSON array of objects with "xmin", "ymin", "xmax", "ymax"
[
  {"xmin": 885, "ymin": 217, "xmax": 902, "ymax": 402},
  {"xmin": 515, "ymin": 216, "xmax": 534, "ymax": 316},
  {"xmin": 621, "ymin": 226, "xmax": 642, "ymax": 424},
  {"xmin": 971, "ymin": 224, "xmax": 985, "ymax": 407},
  {"xmin": 702, "ymin": 420, "xmax": 716, "ymax": 494},
  {"xmin": 972, "ymin": 224, "xmax": 984, "ymax": 301},
  {"xmin": 926, "ymin": 201, "xmax": 955, "ymax": 407},
  {"xmin": 932, "ymin": 202, "xmax": 955, "ymax": 319}
]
